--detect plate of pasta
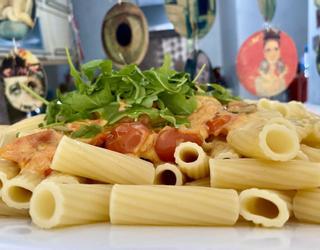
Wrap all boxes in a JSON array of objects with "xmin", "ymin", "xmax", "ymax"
[{"xmin": 0, "ymin": 54, "xmax": 320, "ymax": 250}]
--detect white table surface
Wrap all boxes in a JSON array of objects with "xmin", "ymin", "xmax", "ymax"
[{"xmin": 0, "ymin": 219, "xmax": 319, "ymax": 250}]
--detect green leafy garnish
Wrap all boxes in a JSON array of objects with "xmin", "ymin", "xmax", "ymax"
[
  {"xmin": 70, "ymin": 125, "xmax": 103, "ymax": 139},
  {"xmin": 201, "ymin": 84, "xmax": 241, "ymax": 104},
  {"xmin": 26, "ymin": 50, "xmax": 240, "ymax": 128}
]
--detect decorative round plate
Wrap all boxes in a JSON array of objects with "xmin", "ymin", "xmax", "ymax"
[
  {"xmin": 0, "ymin": 49, "xmax": 47, "ymax": 112},
  {"xmin": 165, "ymin": 0, "xmax": 216, "ymax": 39},
  {"xmin": 101, "ymin": 2, "xmax": 149, "ymax": 68},
  {"xmin": 0, "ymin": 0, "xmax": 36, "ymax": 40},
  {"xmin": 236, "ymin": 29, "xmax": 298, "ymax": 97}
]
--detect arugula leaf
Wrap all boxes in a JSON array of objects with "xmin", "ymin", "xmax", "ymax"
[
  {"xmin": 100, "ymin": 60, "xmax": 112, "ymax": 75},
  {"xmin": 95, "ymin": 102, "xmax": 120, "ymax": 121},
  {"xmin": 70, "ymin": 125, "xmax": 103, "ymax": 139},
  {"xmin": 81, "ymin": 59, "xmax": 104, "ymax": 81},
  {"xmin": 159, "ymin": 93, "xmax": 197, "ymax": 115},
  {"xmin": 108, "ymin": 105, "xmax": 160, "ymax": 125},
  {"xmin": 204, "ymin": 84, "xmax": 241, "ymax": 104},
  {"xmin": 66, "ymin": 49, "xmax": 87, "ymax": 93}
]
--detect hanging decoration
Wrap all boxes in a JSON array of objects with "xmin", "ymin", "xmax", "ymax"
[
  {"xmin": 237, "ymin": 29, "xmax": 297, "ymax": 97},
  {"xmin": 101, "ymin": 2, "xmax": 149, "ymax": 68},
  {"xmin": 165, "ymin": 0, "xmax": 216, "ymax": 40},
  {"xmin": 0, "ymin": 48, "xmax": 47, "ymax": 112},
  {"xmin": 236, "ymin": 0, "xmax": 298, "ymax": 97},
  {"xmin": 165, "ymin": 1, "xmax": 216, "ymax": 83},
  {"xmin": 257, "ymin": 0, "xmax": 276, "ymax": 23},
  {"xmin": 0, "ymin": 0, "xmax": 36, "ymax": 41}
]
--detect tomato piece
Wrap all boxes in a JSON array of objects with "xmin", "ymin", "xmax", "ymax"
[
  {"xmin": 155, "ymin": 128, "xmax": 202, "ymax": 162},
  {"xmin": 206, "ymin": 115, "xmax": 232, "ymax": 136},
  {"xmin": 104, "ymin": 122, "xmax": 150, "ymax": 154}
]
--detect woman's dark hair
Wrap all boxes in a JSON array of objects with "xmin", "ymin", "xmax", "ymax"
[
  {"xmin": 263, "ymin": 29, "xmax": 281, "ymax": 45},
  {"xmin": 0, "ymin": 55, "xmax": 26, "ymax": 77}
]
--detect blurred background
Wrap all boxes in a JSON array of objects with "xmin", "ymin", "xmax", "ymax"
[{"xmin": 0, "ymin": 0, "xmax": 319, "ymax": 123}]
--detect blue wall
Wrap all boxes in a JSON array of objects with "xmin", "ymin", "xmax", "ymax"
[{"xmin": 71, "ymin": 0, "xmax": 111, "ymax": 62}]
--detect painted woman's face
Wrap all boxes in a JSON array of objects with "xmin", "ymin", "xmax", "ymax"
[{"xmin": 263, "ymin": 39, "xmax": 280, "ymax": 64}]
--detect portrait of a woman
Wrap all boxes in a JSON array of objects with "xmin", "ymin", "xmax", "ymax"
[{"xmin": 254, "ymin": 29, "xmax": 288, "ymax": 97}]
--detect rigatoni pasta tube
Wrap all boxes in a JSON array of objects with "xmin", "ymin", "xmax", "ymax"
[
  {"xmin": 257, "ymin": 98, "xmax": 274, "ymax": 111},
  {"xmin": 286, "ymin": 101, "xmax": 308, "ymax": 119},
  {"xmin": 271, "ymin": 102, "xmax": 289, "ymax": 117},
  {"xmin": 302, "ymin": 120, "xmax": 320, "ymax": 147},
  {"xmin": 2, "ymin": 171, "xmax": 43, "ymax": 209},
  {"xmin": 0, "ymin": 199, "xmax": 28, "ymax": 217},
  {"xmin": 110, "ymin": 185, "xmax": 239, "ymax": 226},
  {"xmin": 210, "ymin": 159, "xmax": 320, "ymax": 190},
  {"xmin": 239, "ymin": 189, "xmax": 293, "ymax": 228},
  {"xmin": 43, "ymin": 171, "xmax": 86, "ymax": 184},
  {"xmin": 294, "ymin": 150, "xmax": 309, "ymax": 161},
  {"xmin": 227, "ymin": 120, "xmax": 299, "ymax": 161},
  {"xmin": 184, "ymin": 177, "xmax": 210, "ymax": 187},
  {"xmin": 290, "ymin": 119, "xmax": 313, "ymax": 141},
  {"xmin": 154, "ymin": 163, "xmax": 185, "ymax": 185},
  {"xmin": 0, "ymin": 126, "xmax": 9, "ymax": 138},
  {"xmin": 293, "ymin": 189, "xmax": 320, "ymax": 223},
  {"xmin": 0, "ymin": 159, "xmax": 19, "ymax": 196},
  {"xmin": 51, "ymin": 136, "xmax": 155, "ymax": 184},
  {"xmin": 174, "ymin": 142, "xmax": 209, "ymax": 179},
  {"xmin": 30, "ymin": 183, "xmax": 112, "ymax": 229},
  {"xmin": 210, "ymin": 140, "xmax": 240, "ymax": 160},
  {"xmin": 0, "ymin": 114, "xmax": 45, "ymax": 147},
  {"xmin": 300, "ymin": 144, "xmax": 320, "ymax": 162}
]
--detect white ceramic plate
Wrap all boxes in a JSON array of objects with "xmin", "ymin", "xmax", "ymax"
[{"xmin": 0, "ymin": 219, "xmax": 319, "ymax": 250}]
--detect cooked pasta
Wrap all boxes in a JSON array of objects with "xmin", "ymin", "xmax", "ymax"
[
  {"xmin": 0, "ymin": 126, "xmax": 8, "ymax": 137},
  {"xmin": 110, "ymin": 185, "xmax": 239, "ymax": 226},
  {"xmin": 30, "ymin": 182, "xmax": 112, "ymax": 229},
  {"xmin": 51, "ymin": 136, "xmax": 155, "ymax": 185},
  {"xmin": 210, "ymin": 140, "xmax": 240, "ymax": 159},
  {"xmin": 294, "ymin": 150, "xmax": 309, "ymax": 161},
  {"xmin": 290, "ymin": 118, "xmax": 313, "ymax": 141},
  {"xmin": 239, "ymin": 188, "xmax": 293, "ymax": 228},
  {"xmin": 302, "ymin": 120, "xmax": 320, "ymax": 147},
  {"xmin": 2, "ymin": 171, "xmax": 43, "ymax": 209},
  {"xmin": 0, "ymin": 114, "xmax": 45, "ymax": 147},
  {"xmin": 0, "ymin": 159, "xmax": 20, "ymax": 196},
  {"xmin": 272, "ymin": 102, "xmax": 289, "ymax": 117},
  {"xmin": 286, "ymin": 101, "xmax": 308, "ymax": 119},
  {"xmin": 184, "ymin": 177, "xmax": 210, "ymax": 187},
  {"xmin": 257, "ymin": 98, "xmax": 274, "ymax": 111},
  {"xmin": 227, "ymin": 118, "xmax": 299, "ymax": 161},
  {"xmin": 174, "ymin": 142, "xmax": 209, "ymax": 179},
  {"xmin": 300, "ymin": 144, "xmax": 320, "ymax": 162},
  {"xmin": 210, "ymin": 159, "xmax": 320, "ymax": 190},
  {"xmin": 154, "ymin": 163, "xmax": 185, "ymax": 185},
  {"xmin": 0, "ymin": 199, "xmax": 28, "ymax": 217},
  {"xmin": 43, "ymin": 171, "xmax": 86, "ymax": 184},
  {"xmin": 293, "ymin": 189, "xmax": 320, "ymax": 224}
]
